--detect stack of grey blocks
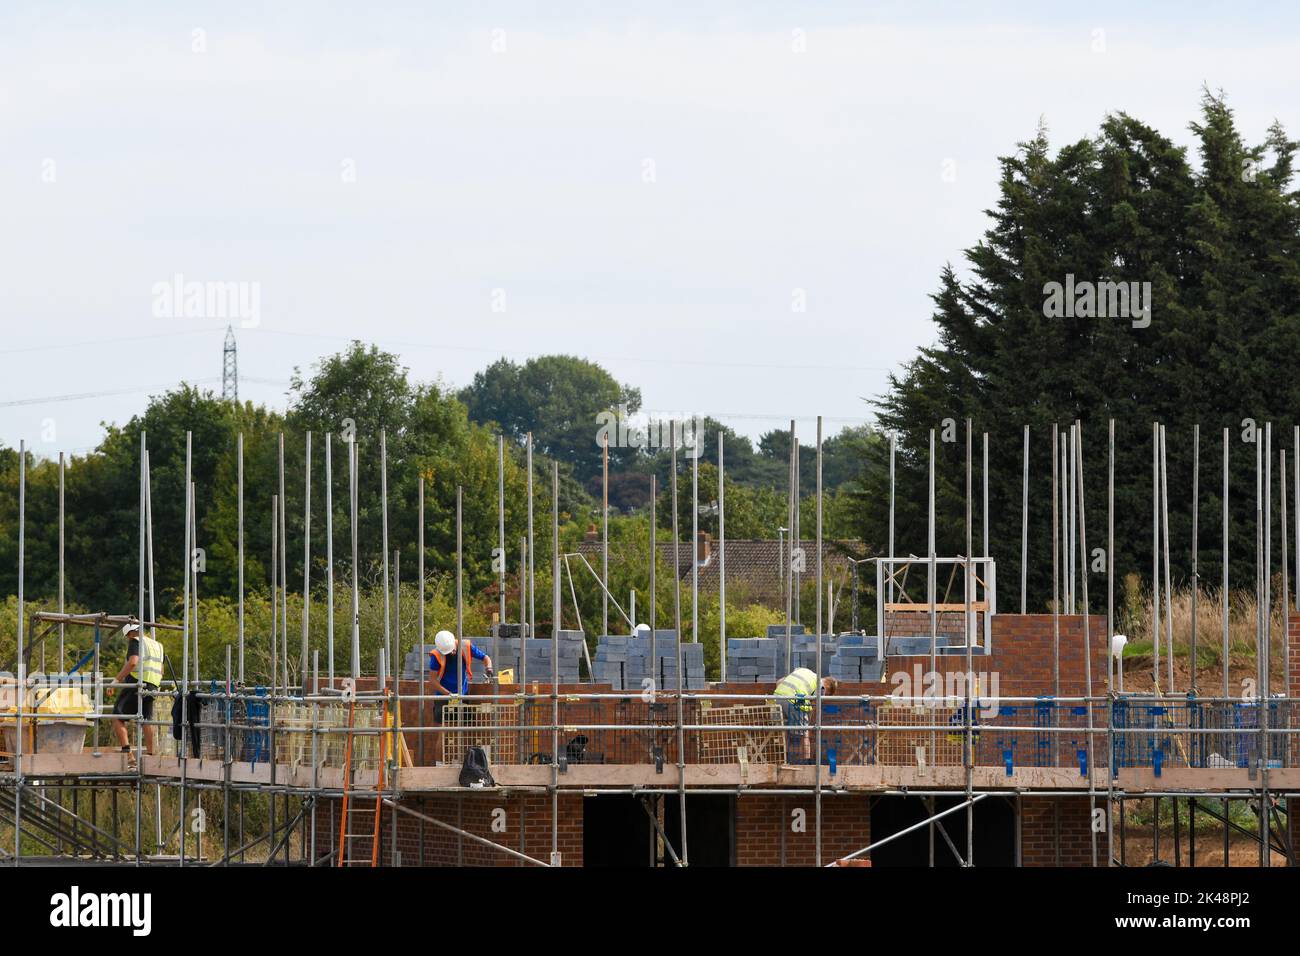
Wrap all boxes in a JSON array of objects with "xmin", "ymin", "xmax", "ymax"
[
  {"xmin": 725, "ymin": 631, "xmax": 889, "ymax": 683},
  {"xmin": 726, "ymin": 637, "xmax": 781, "ymax": 682},
  {"xmin": 592, "ymin": 631, "xmax": 706, "ymax": 690},
  {"xmin": 826, "ymin": 634, "xmax": 884, "ymax": 682}
]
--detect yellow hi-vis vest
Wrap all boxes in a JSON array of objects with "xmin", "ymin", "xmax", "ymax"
[
  {"xmin": 775, "ymin": 667, "xmax": 818, "ymax": 709},
  {"xmin": 131, "ymin": 635, "xmax": 165, "ymax": 688}
]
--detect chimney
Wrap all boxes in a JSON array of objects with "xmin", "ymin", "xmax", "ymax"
[
  {"xmin": 696, "ymin": 531, "xmax": 712, "ymax": 564},
  {"xmin": 584, "ymin": 523, "xmax": 598, "ymax": 543}
]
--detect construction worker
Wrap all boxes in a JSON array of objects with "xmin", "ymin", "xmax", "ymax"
[
  {"xmin": 110, "ymin": 622, "xmax": 164, "ymax": 769},
  {"xmin": 429, "ymin": 630, "xmax": 493, "ymax": 716},
  {"xmin": 774, "ymin": 667, "xmax": 838, "ymax": 764}
]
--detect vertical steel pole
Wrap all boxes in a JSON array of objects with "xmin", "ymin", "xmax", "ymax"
[
  {"xmin": 1068, "ymin": 424, "xmax": 1075, "ymax": 613},
  {"xmin": 1281, "ymin": 449, "xmax": 1289, "ymax": 699},
  {"xmin": 671, "ymin": 422, "xmax": 681, "ymax": 659},
  {"xmin": 1160, "ymin": 425, "xmax": 1174, "ymax": 695},
  {"xmin": 180, "ymin": 433, "xmax": 192, "ymax": 866},
  {"xmin": 238, "ymin": 433, "xmax": 245, "ymax": 683},
  {"xmin": 983, "ymin": 431, "xmax": 989, "ymax": 563},
  {"xmin": 551, "ymin": 463, "xmax": 561, "ymax": 865},
  {"xmin": 272, "ymin": 495, "xmax": 279, "ymax": 691},
  {"xmin": 500, "ymin": 434, "xmax": 508, "ymax": 631},
  {"xmin": 418, "ymin": 477, "xmax": 426, "ymax": 769},
  {"xmin": 325, "ymin": 433, "xmax": 333, "ymax": 684},
  {"xmin": 381, "ymin": 430, "xmax": 391, "ymax": 683},
  {"xmin": 814, "ymin": 416, "xmax": 824, "ymax": 867},
  {"xmin": 58, "ymin": 451, "xmax": 65, "ymax": 664},
  {"xmin": 527, "ymin": 432, "xmax": 535, "ymax": 648},
  {"xmin": 1052, "ymin": 423, "xmax": 1059, "ymax": 696},
  {"xmin": 302, "ymin": 432, "xmax": 312, "ymax": 688},
  {"xmin": 1074, "ymin": 422, "xmax": 1098, "ymax": 867},
  {"xmin": 719, "ymin": 432, "xmax": 727, "ymax": 681},
  {"xmin": 785, "ymin": 421, "xmax": 795, "ymax": 674},
  {"xmin": 279, "ymin": 432, "xmax": 288, "ymax": 690},
  {"xmin": 1153, "ymin": 422, "xmax": 1161, "ymax": 691},
  {"xmin": 928, "ymin": 429, "xmax": 936, "ymax": 684},
  {"xmin": 1107, "ymin": 418, "xmax": 1116, "ymax": 864},
  {"xmin": 964, "ymin": 419, "xmax": 973, "ymax": 866},
  {"xmin": 456, "ymin": 486, "xmax": 464, "ymax": 641},
  {"xmin": 1108, "ymin": 420, "xmax": 1115, "ymax": 693},
  {"xmin": 1022, "ymin": 425, "xmax": 1029, "ymax": 615},
  {"xmin": 650, "ymin": 474, "xmax": 658, "ymax": 684},
  {"xmin": 1192, "ymin": 425, "xmax": 1200, "ymax": 695},
  {"xmin": 692, "ymin": 429, "xmax": 700, "ymax": 645},
  {"xmin": 1223, "ymin": 428, "xmax": 1230, "ymax": 699},
  {"xmin": 13, "ymin": 441, "xmax": 23, "ymax": 864},
  {"xmin": 350, "ymin": 440, "xmax": 360, "ymax": 680},
  {"xmin": 136, "ymin": 433, "xmax": 146, "ymax": 864},
  {"xmin": 889, "ymin": 431, "xmax": 896, "ymax": 619},
  {"xmin": 602, "ymin": 433, "xmax": 609, "ymax": 637}
]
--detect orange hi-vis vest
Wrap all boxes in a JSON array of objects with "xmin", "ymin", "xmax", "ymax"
[{"xmin": 430, "ymin": 640, "xmax": 473, "ymax": 693}]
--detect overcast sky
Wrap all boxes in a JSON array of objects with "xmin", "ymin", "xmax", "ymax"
[{"xmin": 3, "ymin": 1, "xmax": 1297, "ymax": 457}]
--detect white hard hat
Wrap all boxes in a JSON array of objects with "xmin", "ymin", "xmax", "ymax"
[
  {"xmin": 634, "ymin": 623, "xmax": 651, "ymax": 637},
  {"xmin": 434, "ymin": 630, "xmax": 457, "ymax": 656}
]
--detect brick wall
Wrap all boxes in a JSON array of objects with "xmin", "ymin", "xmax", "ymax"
[
  {"xmin": 315, "ymin": 791, "xmax": 583, "ymax": 867},
  {"xmin": 735, "ymin": 794, "xmax": 871, "ymax": 866},
  {"xmin": 1289, "ymin": 613, "xmax": 1300, "ymax": 701},
  {"xmin": 883, "ymin": 610, "xmax": 976, "ymax": 642},
  {"xmin": 1020, "ymin": 797, "xmax": 1094, "ymax": 867},
  {"xmin": 881, "ymin": 614, "xmax": 1109, "ymax": 698}
]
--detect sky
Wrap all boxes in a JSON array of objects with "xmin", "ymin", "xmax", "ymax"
[{"xmin": 2, "ymin": 1, "xmax": 1298, "ymax": 457}]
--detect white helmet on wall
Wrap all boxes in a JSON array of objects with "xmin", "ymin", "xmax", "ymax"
[
  {"xmin": 434, "ymin": 630, "xmax": 457, "ymax": 656},
  {"xmin": 634, "ymin": 623, "xmax": 650, "ymax": 638}
]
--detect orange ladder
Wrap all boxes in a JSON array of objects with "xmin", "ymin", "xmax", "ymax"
[{"xmin": 335, "ymin": 699, "xmax": 388, "ymax": 867}]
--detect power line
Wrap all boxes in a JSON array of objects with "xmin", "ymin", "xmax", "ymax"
[
  {"xmin": 247, "ymin": 327, "xmax": 895, "ymax": 375},
  {"xmin": 0, "ymin": 329, "xmax": 211, "ymax": 356},
  {"xmin": 0, "ymin": 378, "xmax": 221, "ymax": 408}
]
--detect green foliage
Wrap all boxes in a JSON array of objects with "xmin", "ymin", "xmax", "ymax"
[
  {"xmin": 459, "ymin": 355, "xmax": 642, "ymax": 485},
  {"xmin": 859, "ymin": 93, "xmax": 1300, "ymax": 607}
]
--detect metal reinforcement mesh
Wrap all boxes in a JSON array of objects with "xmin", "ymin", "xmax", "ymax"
[
  {"xmin": 695, "ymin": 702, "xmax": 787, "ymax": 765},
  {"xmin": 1109, "ymin": 698, "xmax": 1291, "ymax": 772},
  {"xmin": 442, "ymin": 700, "xmax": 521, "ymax": 765},
  {"xmin": 318, "ymin": 702, "xmax": 387, "ymax": 772},
  {"xmin": 875, "ymin": 701, "xmax": 964, "ymax": 767},
  {"xmin": 818, "ymin": 700, "xmax": 876, "ymax": 769},
  {"xmin": 974, "ymin": 700, "xmax": 1100, "ymax": 773}
]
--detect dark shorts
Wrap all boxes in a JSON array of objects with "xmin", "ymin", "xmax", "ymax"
[{"xmin": 113, "ymin": 685, "xmax": 155, "ymax": 720}]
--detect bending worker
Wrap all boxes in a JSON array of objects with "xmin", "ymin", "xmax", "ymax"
[
  {"xmin": 429, "ymin": 630, "xmax": 493, "ymax": 718},
  {"xmin": 110, "ymin": 622, "xmax": 164, "ymax": 769},
  {"xmin": 774, "ymin": 666, "xmax": 838, "ymax": 763}
]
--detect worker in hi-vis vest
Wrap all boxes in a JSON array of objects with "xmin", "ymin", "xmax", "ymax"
[
  {"xmin": 428, "ymin": 630, "xmax": 494, "ymax": 721},
  {"xmin": 774, "ymin": 667, "xmax": 838, "ymax": 763},
  {"xmin": 111, "ymin": 622, "xmax": 165, "ymax": 768}
]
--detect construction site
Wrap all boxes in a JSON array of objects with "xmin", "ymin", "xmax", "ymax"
[{"xmin": 3, "ymin": 416, "xmax": 1297, "ymax": 869}]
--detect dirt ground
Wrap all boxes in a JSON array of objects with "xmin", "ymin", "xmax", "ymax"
[
  {"xmin": 1114, "ymin": 654, "xmax": 1284, "ymax": 696},
  {"xmin": 1117, "ymin": 829, "xmax": 1287, "ymax": 867}
]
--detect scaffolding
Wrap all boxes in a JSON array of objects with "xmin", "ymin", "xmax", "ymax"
[{"xmin": 2, "ymin": 416, "xmax": 1298, "ymax": 867}]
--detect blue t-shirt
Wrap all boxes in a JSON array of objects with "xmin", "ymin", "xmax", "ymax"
[{"xmin": 429, "ymin": 642, "xmax": 487, "ymax": 694}]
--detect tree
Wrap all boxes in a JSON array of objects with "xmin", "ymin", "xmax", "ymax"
[
  {"xmin": 860, "ymin": 92, "xmax": 1300, "ymax": 609},
  {"xmin": 459, "ymin": 355, "xmax": 642, "ymax": 483}
]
